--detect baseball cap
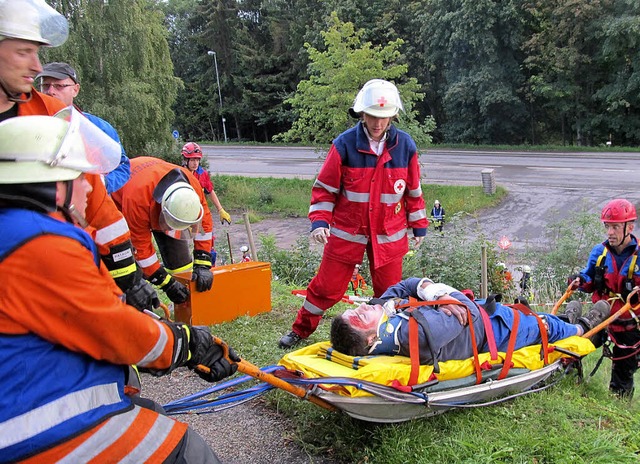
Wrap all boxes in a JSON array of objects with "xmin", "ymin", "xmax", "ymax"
[{"xmin": 36, "ymin": 62, "xmax": 78, "ymax": 83}]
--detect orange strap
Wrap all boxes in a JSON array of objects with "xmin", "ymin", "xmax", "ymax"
[
  {"xmin": 465, "ymin": 307, "xmax": 483, "ymax": 384},
  {"xmin": 477, "ymin": 304, "xmax": 498, "ymax": 361}
]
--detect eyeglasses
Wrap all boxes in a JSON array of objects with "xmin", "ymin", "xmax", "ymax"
[{"xmin": 40, "ymin": 83, "xmax": 76, "ymax": 91}]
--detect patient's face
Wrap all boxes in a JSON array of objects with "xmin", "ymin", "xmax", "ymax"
[{"xmin": 341, "ymin": 303, "xmax": 384, "ymax": 332}]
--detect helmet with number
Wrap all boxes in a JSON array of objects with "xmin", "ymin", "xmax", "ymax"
[
  {"xmin": 161, "ymin": 182, "xmax": 204, "ymax": 231},
  {"xmin": 181, "ymin": 142, "xmax": 203, "ymax": 159},
  {"xmin": 0, "ymin": 0, "xmax": 69, "ymax": 46},
  {"xmin": 601, "ymin": 199, "xmax": 637, "ymax": 223},
  {"xmin": 350, "ymin": 79, "xmax": 404, "ymax": 118}
]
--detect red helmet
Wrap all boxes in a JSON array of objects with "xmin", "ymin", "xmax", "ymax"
[
  {"xmin": 601, "ymin": 199, "xmax": 637, "ymax": 223},
  {"xmin": 181, "ymin": 142, "xmax": 202, "ymax": 159}
]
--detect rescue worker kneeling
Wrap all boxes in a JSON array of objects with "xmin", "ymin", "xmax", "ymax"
[
  {"xmin": 0, "ymin": 113, "xmax": 237, "ymax": 463},
  {"xmin": 112, "ymin": 156, "xmax": 216, "ymax": 306}
]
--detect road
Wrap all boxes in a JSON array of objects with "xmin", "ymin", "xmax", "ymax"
[{"xmin": 203, "ymin": 145, "xmax": 640, "ymax": 252}]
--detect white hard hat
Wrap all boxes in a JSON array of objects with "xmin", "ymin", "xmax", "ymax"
[
  {"xmin": 434, "ymin": 200, "xmax": 440, "ymax": 205},
  {"xmin": 522, "ymin": 265, "xmax": 532, "ymax": 273},
  {"xmin": 0, "ymin": 0, "xmax": 68, "ymax": 47},
  {"xmin": 497, "ymin": 262, "xmax": 507, "ymax": 269},
  {"xmin": 0, "ymin": 107, "xmax": 121, "ymax": 184},
  {"xmin": 351, "ymin": 79, "xmax": 404, "ymax": 118},
  {"xmin": 240, "ymin": 245, "xmax": 249, "ymax": 253},
  {"xmin": 161, "ymin": 182, "xmax": 204, "ymax": 231}
]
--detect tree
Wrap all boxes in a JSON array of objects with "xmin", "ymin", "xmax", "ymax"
[
  {"xmin": 45, "ymin": 0, "xmax": 182, "ymax": 157},
  {"xmin": 275, "ymin": 12, "xmax": 434, "ymax": 146}
]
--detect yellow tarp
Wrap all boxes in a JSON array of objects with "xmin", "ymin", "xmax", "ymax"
[{"xmin": 278, "ymin": 336, "xmax": 595, "ymax": 398}]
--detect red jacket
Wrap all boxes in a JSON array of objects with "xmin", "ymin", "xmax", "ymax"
[
  {"xmin": 310, "ymin": 122, "xmax": 428, "ymax": 268},
  {"xmin": 112, "ymin": 157, "xmax": 213, "ymax": 277}
]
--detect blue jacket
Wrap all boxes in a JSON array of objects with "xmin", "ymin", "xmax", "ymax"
[{"xmin": 375, "ymin": 278, "xmax": 578, "ymax": 364}]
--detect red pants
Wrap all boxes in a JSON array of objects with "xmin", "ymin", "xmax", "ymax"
[{"xmin": 291, "ymin": 252, "xmax": 403, "ymax": 338}]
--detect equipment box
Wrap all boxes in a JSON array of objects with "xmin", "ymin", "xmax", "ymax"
[{"xmin": 173, "ymin": 261, "xmax": 272, "ymax": 325}]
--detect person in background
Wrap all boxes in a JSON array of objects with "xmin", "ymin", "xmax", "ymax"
[
  {"xmin": 278, "ymin": 79, "xmax": 428, "ymax": 349},
  {"xmin": 181, "ymin": 141, "xmax": 231, "ymax": 225},
  {"xmin": 36, "ymin": 61, "xmax": 130, "ymax": 194},
  {"xmin": 430, "ymin": 199, "xmax": 446, "ymax": 235},
  {"xmin": 568, "ymin": 198, "xmax": 640, "ymax": 398},
  {"xmin": 240, "ymin": 245, "xmax": 252, "ymax": 262},
  {"xmin": 348, "ymin": 264, "xmax": 368, "ymax": 296}
]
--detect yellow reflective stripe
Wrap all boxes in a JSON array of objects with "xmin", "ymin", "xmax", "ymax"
[
  {"xmin": 108, "ymin": 263, "xmax": 137, "ymax": 279},
  {"xmin": 153, "ymin": 274, "xmax": 172, "ymax": 288},
  {"xmin": 194, "ymin": 259, "xmax": 211, "ymax": 267},
  {"xmin": 628, "ymin": 254, "xmax": 638, "ymax": 280},
  {"xmin": 168, "ymin": 262, "xmax": 193, "ymax": 274}
]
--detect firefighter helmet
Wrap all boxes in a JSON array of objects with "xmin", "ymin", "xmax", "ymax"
[
  {"xmin": 601, "ymin": 199, "xmax": 637, "ymax": 223},
  {"xmin": 0, "ymin": 0, "xmax": 69, "ymax": 47},
  {"xmin": 161, "ymin": 182, "xmax": 204, "ymax": 231},
  {"xmin": 350, "ymin": 79, "xmax": 404, "ymax": 118},
  {"xmin": 181, "ymin": 142, "xmax": 203, "ymax": 159}
]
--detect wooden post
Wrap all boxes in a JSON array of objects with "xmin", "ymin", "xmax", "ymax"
[
  {"xmin": 481, "ymin": 244, "xmax": 488, "ymax": 299},
  {"xmin": 243, "ymin": 212, "xmax": 258, "ymax": 261}
]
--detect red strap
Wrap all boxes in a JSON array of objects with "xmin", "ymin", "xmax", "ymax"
[
  {"xmin": 465, "ymin": 307, "xmax": 483, "ymax": 384},
  {"xmin": 408, "ymin": 312, "xmax": 421, "ymax": 386},
  {"xmin": 477, "ymin": 304, "xmax": 498, "ymax": 361},
  {"xmin": 511, "ymin": 303, "xmax": 549, "ymax": 365},
  {"xmin": 498, "ymin": 309, "xmax": 520, "ymax": 380}
]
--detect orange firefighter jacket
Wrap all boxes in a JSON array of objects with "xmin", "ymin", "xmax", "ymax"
[{"xmin": 111, "ymin": 157, "xmax": 214, "ymax": 277}]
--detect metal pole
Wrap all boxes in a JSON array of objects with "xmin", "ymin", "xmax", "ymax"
[{"xmin": 207, "ymin": 51, "xmax": 228, "ymax": 143}]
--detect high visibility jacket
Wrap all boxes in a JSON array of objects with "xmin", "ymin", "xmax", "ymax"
[
  {"xmin": 0, "ymin": 208, "xmax": 186, "ymax": 463},
  {"xmin": 309, "ymin": 122, "xmax": 428, "ymax": 269},
  {"xmin": 577, "ymin": 235, "xmax": 640, "ymax": 319},
  {"xmin": 111, "ymin": 157, "xmax": 214, "ymax": 277},
  {"xmin": 17, "ymin": 91, "xmax": 138, "ymax": 292},
  {"xmin": 192, "ymin": 165, "xmax": 214, "ymax": 194}
]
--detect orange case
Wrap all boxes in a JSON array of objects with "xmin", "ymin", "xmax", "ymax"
[{"xmin": 173, "ymin": 261, "xmax": 272, "ymax": 325}]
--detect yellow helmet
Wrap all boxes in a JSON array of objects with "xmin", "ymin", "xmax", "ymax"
[
  {"xmin": 161, "ymin": 182, "xmax": 204, "ymax": 231},
  {"xmin": 0, "ymin": 0, "xmax": 68, "ymax": 46}
]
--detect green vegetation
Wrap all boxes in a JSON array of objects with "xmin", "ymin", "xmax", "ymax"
[{"xmin": 183, "ymin": 180, "xmax": 640, "ymax": 463}]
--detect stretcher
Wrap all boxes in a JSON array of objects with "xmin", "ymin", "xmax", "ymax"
[{"xmin": 165, "ymin": 335, "xmax": 595, "ymax": 423}]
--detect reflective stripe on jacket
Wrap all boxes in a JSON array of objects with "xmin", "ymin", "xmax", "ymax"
[
  {"xmin": 0, "ymin": 208, "xmax": 184, "ymax": 462},
  {"xmin": 111, "ymin": 157, "xmax": 214, "ymax": 277},
  {"xmin": 309, "ymin": 122, "xmax": 427, "ymax": 268}
]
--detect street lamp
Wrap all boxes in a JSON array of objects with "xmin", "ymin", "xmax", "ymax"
[{"xmin": 207, "ymin": 50, "xmax": 228, "ymax": 143}]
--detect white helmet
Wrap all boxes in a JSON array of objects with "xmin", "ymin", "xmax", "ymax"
[
  {"xmin": 497, "ymin": 262, "xmax": 507, "ymax": 270},
  {"xmin": 0, "ymin": 0, "xmax": 68, "ymax": 47},
  {"xmin": 434, "ymin": 200, "xmax": 440, "ymax": 206},
  {"xmin": 0, "ymin": 107, "xmax": 121, "ymax": 184},
  {"xmin": 522, "ymin": 265, "xmax": 532, "ymax": 273},
  {"xmin": 351, "ymin": 79, "xmax": 404, "ymax": 118},
  {"xmin": 240, "ymin": 245, "xmax": 249, "ymax": 253},
  {"xmin": 161, "ymin": 182, "xmax": 204, "ymax": 231}
]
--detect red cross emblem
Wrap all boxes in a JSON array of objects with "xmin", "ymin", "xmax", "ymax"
[{"xmin": 377, "ymin": 96, "xmax": 388, "ymax": 107}]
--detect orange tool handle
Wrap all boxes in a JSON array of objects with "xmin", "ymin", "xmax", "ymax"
[
  {"xmin": 158, "ymin": 302, "xmax": 173, "ymax": 321},
  {"xmin": 196, "ymin": 336, "xmax": 336, "ymax": 411},
  {"xmin": 551, "ymin": 278, "xmax": 578, "ymax": 315}
]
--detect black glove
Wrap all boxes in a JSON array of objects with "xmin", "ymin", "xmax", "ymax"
[
  {"xmin": 125, "ymin": 279, "xmax": 160, "ymax": 311},
  {"xmin": 187, "ymin": 326, "xmax": 240, "ymax": 382},
  {"xmin": 163, "ymin": 278, "xmax": 190, "ymax": 304},
  {"xmin": 192, "ymin": 250, "xmax": 214, "ymax": 292},
  {"xmin": 568, "ymin": 274, "xmax": 584, "ymax": 288}
]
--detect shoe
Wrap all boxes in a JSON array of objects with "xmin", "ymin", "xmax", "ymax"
[
  {"xmin": 562, "ymin": 300, "xmax": 583, "ymax": 325},
  {"xmin": 278, "ymin": 331, "xmax": 303, "ymax": 349},
  {"xmin": 578, "ymin": 300, "xmax": 610, "ymax": 331}
]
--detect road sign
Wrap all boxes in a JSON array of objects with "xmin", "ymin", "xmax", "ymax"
[{"xmin": 172, "ymin": 130, "xmax": 179, "ymax": 139}]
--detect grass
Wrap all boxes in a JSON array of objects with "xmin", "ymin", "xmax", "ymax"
[
  {"xmin": 204, "ymin": 281, "xmax": 640, "ymax": 463},
  {"xmin": 210, "ymin": 174, "xmax": 507, "ymax": 221}
]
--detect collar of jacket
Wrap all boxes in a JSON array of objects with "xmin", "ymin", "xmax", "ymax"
[{"xmin": 355, "ymin": 120, "xmax": 398, "ymax": 154}]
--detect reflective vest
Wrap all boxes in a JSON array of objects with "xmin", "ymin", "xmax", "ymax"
[{"xmin": 0, "ymin": 209, "xmax": 130, "ymax": 461}]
